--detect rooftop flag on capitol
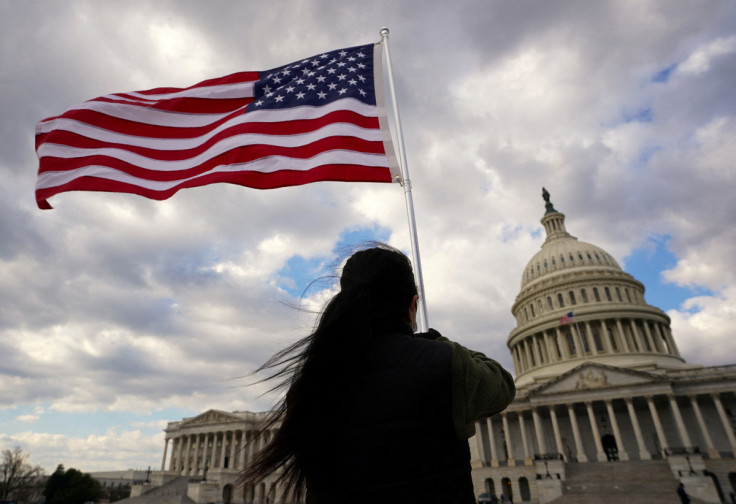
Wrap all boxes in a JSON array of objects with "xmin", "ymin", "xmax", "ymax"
[{"xmin": 34, "ymin": 43, "xmax": 400, "ymax": 209}]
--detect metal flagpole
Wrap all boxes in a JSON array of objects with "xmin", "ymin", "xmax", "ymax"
[{"xmin": 379, "ymin": 27, "xmax": 429, "ymax": 332}]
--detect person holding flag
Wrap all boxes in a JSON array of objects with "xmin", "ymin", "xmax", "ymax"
[{"xmin": 241, "ymin": 245, "xmax": 515, "ymax": 503}]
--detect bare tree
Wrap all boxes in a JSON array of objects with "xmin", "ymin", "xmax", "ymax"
[{"xmin": 0, "ymin": 446, "xmax": 45, "ymax": 503}]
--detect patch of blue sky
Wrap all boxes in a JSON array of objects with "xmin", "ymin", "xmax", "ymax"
[
  {"xmin": 0, "ymin": 405, "xmax": 196, "ymax": 438},
  {"xmin": 623, "ymin": 234, "xmax": 712, "ymax": 313},
  {"xmin": 622, "ymin": 107, "xmax": 654, "ymax": 124},
  {"xmin": 638, "ymin": 145, "xmax": 661, "ymax": 164},
  {"xmin": 276, "ymin": 225, "xmax": 392, "ymax": 298},
  {"xmin": 652, "ymin": 63, "xmax": 677, "ymax": 83}
]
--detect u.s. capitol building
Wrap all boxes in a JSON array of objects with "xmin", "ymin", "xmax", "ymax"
[{"xmin": 127, "ymin": 191, "xmax": 736, "ymax": 504}]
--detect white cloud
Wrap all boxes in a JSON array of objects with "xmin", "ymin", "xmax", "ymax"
[{"xmin": 678, "ymin": 35, "xmax": 736, "ymax": 75}]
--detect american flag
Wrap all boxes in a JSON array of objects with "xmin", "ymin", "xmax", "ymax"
[
  {"xmin": 35, "ymin": 43, "xmax": 400, "ymax": 209},
  {"xmin": 558, "ymin": 312, "xmax": 575, "ymax": 325}
]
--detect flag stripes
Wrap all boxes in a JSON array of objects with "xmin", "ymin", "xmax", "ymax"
[{"xmin": 35, "ymin": 43, "xmax": 399, "ymax": 209}]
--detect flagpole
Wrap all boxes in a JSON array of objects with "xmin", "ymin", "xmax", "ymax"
[{"xmin": 379, "ymin": 27, "xmax": 428, "ymax": 332}]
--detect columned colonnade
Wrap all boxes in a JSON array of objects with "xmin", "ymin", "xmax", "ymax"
[
  {"xmin": 511, "ymin": 316, "xmax": 679, "ymax": 376},
  {"xmin": 161, "ymin": 427, "xmax": 274, "ymax": 475},
  {"xmin": 474, "ymin": 391, "xmax": 736, "ymax": 466}
]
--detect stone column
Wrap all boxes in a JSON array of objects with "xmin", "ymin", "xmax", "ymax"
[
  {"xmin": 646, "ymin": 396, "xmax": 669, "ymax": 456},
  {"xmin": 184, "ymin": 434, "xmax": 192, "ymax": 475},
  {"xmin": 549, "ymin": 406, "xmax": 565, "ymax": 460},
  {"xmin": 615, "ymin": 318, "xmax": 631, "ymax": 352},
  {"xmin": 532, "ymin": 407, "xmax": 548, "ymax": 455},
  {"xmin": 229, "ymin": 431, "xmax": 237, "ymax": 469},
  {"xmin": 511, "ymin": 347, "xmax": 521, "ymax": 373},
  {"xmin": 239, "ymin": 431, "xmax": 247, "ymax": 469},
  {"xmin": 604, "ymin": 399, "xmax": 629, "ymax": 460},
  {"xmin": 169, "ymin": 437, "xmax": 177, "ymax": 471},
  {"xmin": 668, "ymin": 395, "xmax": 692, "ymax": 448},
  {"xmin": 690, "ymin": 396, "xmax": 719, "ymax": 459},
  {"xmin": 624, "ymin": 398, "xmax": 651, "ymax": 460},
  {"xmin": 599, "ymin": 320, "xmax": 612, "ymax": 353},
  {"xmin": 585, "ymin": 321, "xmax": 598, "ymax": 355},
  {"xmin": 663, "ymin": 325, "xmax": 681, "ymax": 357},
  {"xmin": 201, "ymin": 433, "xmax": 209, "ymax": 472},
  {"xmin": 527, "ymin": 338, "xmax": 537, "ymax": 367},
  {"xmin": 543, "ymin": 330, "xmax": 556, "ymax": 362},
  {"xmin": 567, "ymin": 403, "xmax": 588, "ymax": 462},
  {"xmin": 220, "ymin": 431, "xmax": 228, "ymax": 468},
  {"xmin": 162, "ymin": 437, "xmax": 169, "ymax": 471},
  {"xmin": 712, "ymin": 393, "xmax": 736, "ymax": 456},
  {"xmin": 176, "ymin": 436, "xmax": 184, "ymax": 473},
  {"xmin": 642, "ymin": 321, "xmax": 658, "ymax": 353},
  {"xmin": 502, "ymin": 413, "xmax": 516, "ymax": 466},
  {"xmin": 210, "ymin": 432, "xmax": 219, "ymax": 469},
  {"xmin": 555, "ymin": 327, "xmax": 570, "ymax": 359},
  {"xmin": 653, "ymin": 323, "xmax": 669, "ymax": 354},
  {"xmin": 192, "ymin": 433, "xmax": 201, "ymax": 475},
  {"xmin": 474, "ymin": 421, "xmax": 487, "ymax": 465},
  {"xmin": 518, "ymin": 412, "xmax": 533, "ymax": 465},
  {"xmin": 486, "ymin": 416, "xmax": 499, "ymax": 467},
  {"xmin": 585, "ymin": 401, "xmax": 608, "ymax": 461}
]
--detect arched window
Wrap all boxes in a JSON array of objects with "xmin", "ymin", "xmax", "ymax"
[
  {"xmin": 547, "ymin": 297, "xmax": 554, "ymax": 310},
  {"xmin": 581, "ymin": 289, "xmax": 589, "ymax": 303},
  {"xmin": 557, "ymin": 293, "xmax": 565, "ymax": 307},
  {"xmin": 502, "ymin": 478, "xmax": 513, "ymax": 503},
  {"xmin": 530, "ymin": 304, "xmax": 535, "ymax": 317},
  {"xmin": 569, "ymin": 291, "xmax": 577, "ymax": 305},
  {"xmin": 519, "ymin": 477, "xmax": 531, "ymax": 501},
  {"xmin": 538, "ymin": 300, "xmax": 543, "ymax": 313},
  {"xmin": 625, "ymin": 288, "xmax": 632, "ymax": 303},
  {"xmin": 524, "ymin": 307, "xmax": 529, "ymax": 321},
  {"xmin": 593, "ymin": 287, "xmax": 601, "ymax": 302},
  {"xmin": 615, "ymin": 287, "xmax": 622, "ymax": 302},
  {"xmin": 604, "ymin": 287, "xmax": 612, "ymax": 302},
  {"xmin": 485, "ymin": 478, "xmax": 496, "ymax": 498}
]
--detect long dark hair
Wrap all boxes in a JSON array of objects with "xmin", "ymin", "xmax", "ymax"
[{"xmin": 239, "ymin": 244, "xmax": 418, "ymax": 502}]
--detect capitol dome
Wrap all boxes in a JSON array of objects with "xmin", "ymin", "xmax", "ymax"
[{"xmin": 509, "ymin": 189, "xmax": 695, "ymax": 389}]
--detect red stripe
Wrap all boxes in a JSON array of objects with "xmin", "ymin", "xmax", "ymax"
[
  {"xmin": 36, "ymin": 164, "xmax": 392, "ymax": 209},
  {"xmin": 125, "ymin": 71, "xmax": 260, "ymax": 96},
  {"xmin": 35, "ymin": 109, "xmax": 379, "ymax": 148},
  {"xmin": 88, "ymin": 95, "xmax": 254, "ymax": 113},
  {"xmin": 38, "ymin": 137, "xmax": 387, "ymax": 180},
  {"xmin": 37, "ymin": 114, "xmax": 381, "ymax": 161}
]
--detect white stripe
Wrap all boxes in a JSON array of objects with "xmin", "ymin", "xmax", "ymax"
[
  {"xmin": 36, "ymin": 151, "xmax": 389, "ymax": 191},
  {"xmin": 37, "ymin": 100, "xmax": 380, "ymax": 151},
  {"xmin": 37, "ymin": 122, "xmax": 384, "ymax": 170},
  {"xmin": 36, "ymin": 97, "xmax": 378, "ymax": 133},
  {"xmin": 109, "ymin": 80, "xmax": 257, "ymax": 102}
]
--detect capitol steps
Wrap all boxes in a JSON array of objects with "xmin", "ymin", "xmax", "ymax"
[{"xmin": 549, "ymin": 460, "xmax": 698, "ymax": 504}]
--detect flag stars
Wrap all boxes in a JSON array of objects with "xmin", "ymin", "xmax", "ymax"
[{"xmin": 254, "ymin": 45, "xmax": 373, "ymax": 109}]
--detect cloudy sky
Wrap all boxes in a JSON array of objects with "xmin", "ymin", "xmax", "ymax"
[{"xmin": 2, "ymin": 0, "xmax": 735, "ymax": 473}]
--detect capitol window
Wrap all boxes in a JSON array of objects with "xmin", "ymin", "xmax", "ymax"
[
  {"xmin": 581, "ymin": 288, "xmax": 589, "ymax": 303},
  {"xmin": 557, "ymin": 293, "xmax": 565, "ymax": 307},
  {"xmin": 604, "ymin": 287, "xmax": 612, "ymax": 302},
  {"xmin": 569, "ymin": 291, "xmax": 577, "ymax": 305},
  {"xmin": 593, "ymin": 287, "xmax": 601, "ymax": 302}
]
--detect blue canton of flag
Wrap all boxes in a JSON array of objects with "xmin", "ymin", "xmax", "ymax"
[{"xmin": 250, "ymin": 44, "xmax": 375, "ymax": 111}]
